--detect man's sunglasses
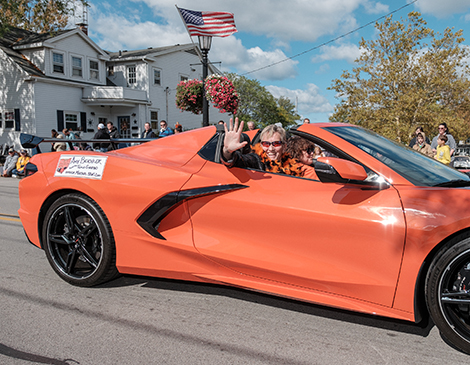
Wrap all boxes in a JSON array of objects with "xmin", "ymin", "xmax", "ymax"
[{"xmin": 260, "ymin": 141, "xmax": 283, "ymax": 147}]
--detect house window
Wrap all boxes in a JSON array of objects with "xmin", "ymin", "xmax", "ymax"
[
  {"xmin": 127, "ymin": 65, "xmax": 136, "ymax": 85},
  {"xmin": 72, "ymin": 56, "xmax": 83, "ymax": 77},
  {"xmin": 90, "ymin": 60, "xmax": 99, "ymax": 80},
  {"xmin": 150, "ymin": 111, "xmax": 158, "ymax": 130},
  {"xmin": 108, "ymin": 65, "xmax": 114, "ymax": 76},
  {"xmin": 4, "ymin": 111, "xmax": 14, "ymax": 129},
  {"xmin": 98, "ymin": 117, "xmax": 107, "ymax": 124},
  {"xmin": 52, "ymin": 52, "xmax": 64, "ymax": 74},
  {"xmin": 153, "ymin": 69, "xmax": 161, "ymax": 85},
  {"xmin": 65, "ymin": 113, "xmax": 78, "ymax": 130},
  {"xmin": 180, "ymin": 75, "xmax": 188, "ymax": 82}
]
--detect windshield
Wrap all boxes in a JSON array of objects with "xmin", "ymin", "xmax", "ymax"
[{"xmin": 324, "ymin": 126, "xmax": 470, "ymax": 187}]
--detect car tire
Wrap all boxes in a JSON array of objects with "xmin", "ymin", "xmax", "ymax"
[
  {"xmin": 42, "ymin": 193, "xmax": 119, "ymax": 287},
  {"xmin": 425, "ymin": 233, "xmax": 470, "ymax": 354}
]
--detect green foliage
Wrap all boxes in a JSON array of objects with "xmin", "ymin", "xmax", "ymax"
[
  {"xmin": 226, "ymin": 73, "xmax": 299, "ymax": 129},
  {"xmin": 0, "ymin": 0, "xmax": 86, "ymax": 35},
  {"xmin": 276, "ymin": 95, "xmax": 300, "ymax": 127},
  {"xmin": 329, "ymin": 11, "xmax": 470, "ymax": 143}
]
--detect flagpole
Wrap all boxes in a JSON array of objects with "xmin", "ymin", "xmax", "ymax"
[{"xmin": 176, "ymin": 5, "xmax": 210, "ymax": 126}]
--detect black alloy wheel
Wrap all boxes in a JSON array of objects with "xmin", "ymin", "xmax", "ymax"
[
  {"xmin": 42, "ymin": 193, "xmax": 118, "ymax": 286},
  {"xmin": 426, "ymin": 235, "xmax": 470, "ymax": 354}
]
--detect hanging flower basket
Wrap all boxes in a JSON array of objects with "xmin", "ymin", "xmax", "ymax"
[
  {"xmin": 175, "ymin": 79, "xmax": 203, "ymax": 115},
  {"xmin": 205, "ymin": 75, "xmax": 239, "ymax": 115}
]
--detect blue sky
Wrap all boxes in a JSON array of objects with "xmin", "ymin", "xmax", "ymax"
[{"xmin": 77, "ymin": 0, "xmax": 470, "ymax": 122}]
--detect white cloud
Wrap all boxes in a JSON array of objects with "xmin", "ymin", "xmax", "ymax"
[
  {"xmin": 363, "ymin": 1, "xmax": 389, "ymax": 15},
  {"xmin": 414, "ymin": 0, "xmax": 470, "ymax": 18},
  {"xmin": 312, "ymin": 43, "xmax": 362, "ymax": 63},
  {"xmin": 89, "ymin": 9, "xmax": 188, "ymax": 51},
  {"xmin": 211, "ymin": 37, "xmax": 298, "ymax": 81},
  {"xmin": 89, "ymin": 5, "xmax": 298, "ymax": 81},
  {"xmin": 135, "ymin": 0, "xmax": 364, "ymax": 42},
  {"xmin": 266, "ymin": 84, "xmax": 333, "ymax": 115}
]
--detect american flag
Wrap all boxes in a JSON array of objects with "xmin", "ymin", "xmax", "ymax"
[{"xmin": 178, "ymin": 7, "xmax": 237, "ymax": 38}]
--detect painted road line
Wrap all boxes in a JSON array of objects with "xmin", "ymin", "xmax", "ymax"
[{"xmin": 0, "ymin": 213, "xmax": 21, "ymax": 222}]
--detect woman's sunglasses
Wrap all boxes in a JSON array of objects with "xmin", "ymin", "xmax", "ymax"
[{"xmin": 260, "ymin": 141, "xmax": 283, "ymax": 147}]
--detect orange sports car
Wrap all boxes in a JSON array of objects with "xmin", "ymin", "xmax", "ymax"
[{"xmin": 18, "ymin": 123, "xmax": 470, "ymax": 354}]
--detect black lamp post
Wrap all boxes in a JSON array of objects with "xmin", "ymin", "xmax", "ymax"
[{"xmin": 198, "ymin": 36, "xmax": 212, "ymax": 127}]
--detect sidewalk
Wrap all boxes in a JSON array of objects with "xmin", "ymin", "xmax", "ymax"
[{"xmin": 0, "ymin": 177, "xmax": 21, "ymax": 216}]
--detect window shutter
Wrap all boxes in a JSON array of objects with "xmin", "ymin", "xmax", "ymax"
[
  {"xmin": 14, "ymin": 109, "xmax": 21, "ymax": 131},
  {"xmin": 80, "ymin": 112, "xmax": 86, "ymax": 132},
  {"xmin": 57, "ymin": 110, "xmax": 64, "ymax": 131}
]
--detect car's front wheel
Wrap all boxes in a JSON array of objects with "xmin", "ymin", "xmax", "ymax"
[
  {"xmin": 426, "ymin": 234, "xmax": 470, "ymax": 354},
  {"xmin": 42, "ymin": 193, "xmax": 118, "ymax": 287}
]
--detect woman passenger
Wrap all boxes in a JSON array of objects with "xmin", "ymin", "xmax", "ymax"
[{"xmin": 286, "ymin": 136, "xmax": 318, "ymax": 179}]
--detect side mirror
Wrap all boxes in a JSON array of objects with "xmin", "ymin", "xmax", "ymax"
[{"xmin": 315, "ymin": 157, "xmax": 368, "ymax": 183}]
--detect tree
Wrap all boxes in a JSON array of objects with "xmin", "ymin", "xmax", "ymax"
[
  {"xmin": 0, "ymin": 0, "xmax": 86, "ymax": 35},
  {"xmin": 276, "ymin": 95, "xmax": 300, "ymax": 127},
  {"xmin": 329, "ymin": 12, "xmax": 470, "ymax": 143},
  {"xmin": 226, "ymin": 73, "xmax": 299, "ymax": 129}
]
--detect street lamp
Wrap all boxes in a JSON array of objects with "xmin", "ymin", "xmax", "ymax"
[{"xmin": 198, "ymin": 36, "xmax": 212, "ymax": 127}]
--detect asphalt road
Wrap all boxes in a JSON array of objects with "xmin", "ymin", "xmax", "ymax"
[{"xmin": 1, "ymin": 177, "xmax": 469, "ymax": 364}]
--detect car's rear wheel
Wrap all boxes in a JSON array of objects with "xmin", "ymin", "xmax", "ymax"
[
  {"xmin": 426, "ymin": 234, "xmax": 470, "ymax": 354},
  {"xmin": 42, "ymin": 193, "xmax": 118, "ymax": 287}
]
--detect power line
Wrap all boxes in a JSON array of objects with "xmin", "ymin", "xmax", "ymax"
[{"xmin": 241, "ymin": 0, "xmax": 419, "ymax": 77}]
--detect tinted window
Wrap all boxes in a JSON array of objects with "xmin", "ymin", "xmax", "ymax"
[{"xmin": 325, "ymin": 126, "xmax": 469, "ymax": 186}]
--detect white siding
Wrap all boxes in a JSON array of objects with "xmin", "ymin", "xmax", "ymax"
[
  {"xmin": 44, "ymin": 34, "xmax": 106, "ymax": 85},
  {"xmin": 0, "ymin": 50, "xmax": 35, "ymax": 149}
]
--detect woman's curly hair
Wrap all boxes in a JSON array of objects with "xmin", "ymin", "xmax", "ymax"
[{"xmin": 286, "ymin": 136, "xmax": 315, "ymax": 160}]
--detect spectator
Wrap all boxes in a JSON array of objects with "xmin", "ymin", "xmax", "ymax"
[
  {"xmin": 218, "ymin": 120, "xmax": 225, "ymax": 125},
  {"xmin": 93, "ymin": 123, "xmax": 110, "ymax": 152},
  {"xmin": 313, "ymin": 145, "xmax": 325, "ymax": 159},
  {"xmin": 107, "ymin": 121, "xmax": 120, "ymax": 138},
  {"xmin": 286, "ymin": 136, "xmax": 318, "ymax": 179},
  {"xmin": 412, "ymin": 132, "xmax": 433, "ymax": 157},
  {"xmin": 1, "ymin": 148, "xmax": 19, "ymax": 177},
  {"xmin": 107, "ymin": 121, "xmax": 120, "ymax": 150},
  {"xmin": 63, "ymin": 128, "xmax": 77, "ymax": 149},
  {"xmin": 303, "ymin": 118, "xmax": 310, "ymax": 124},
  {"xmin": 141, "ymin": 122, "xmax": 157, "ymax": 138},
  {"xmin": 51, "ymin": 129, "xmax": 59, "ymax": 151},
  {"xmin": 54, "ymin": 132, "xmax": 67, "ymax": 152},
  {"xmin": 174, "ymin": 123, "xmax": 183, "ymax": 134},
  {"xmin": 431, "ymin": 123, "xmax": 456, "ymax": 157},
  {"xmin": 247, "ymin": 121, "xmax": 256, "ymax": 131},
  {"xmin": 409, "ymin": 126, "xmax": 430, "ymax": 147},
  {"xmin": 435, "ymin": 135, "xmax": 451, "ymax": 165},
  {"xmin": 11, "ymin": 149, "xmax": 30, "ymax": 178},
  {"xmin": 221, "ymin": 118, "xmax": 302, "ymax": 176},
  {"xmin": 159, "ymin": 120, "xmax": 173, "ymax": 137}
]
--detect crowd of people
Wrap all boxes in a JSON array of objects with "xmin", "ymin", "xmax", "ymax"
[{"xmin": 409, "ymin": 123, "xmax": 457, "ymax": 165}]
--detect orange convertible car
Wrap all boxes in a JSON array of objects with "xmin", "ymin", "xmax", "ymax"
[{"xmin": 18, "ymin": 123, "xmax": 470, "ymax": 354}]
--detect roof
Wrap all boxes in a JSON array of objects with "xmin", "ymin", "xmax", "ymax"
[
  {"xmin": 0, "ymin": 27, "xmax": 49, "ymax": 77},
  {"xmin": 107, "ymin": 43, "xmax": 199, "ymax": 61},
  {"xmin": 1, "ymin": 27, "xmax": 72, "ymax": 48}
]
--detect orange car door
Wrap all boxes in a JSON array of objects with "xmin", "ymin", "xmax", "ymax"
[{"xmin": 185, "ymin": 161, "xmax": 406, "ymax": 307}]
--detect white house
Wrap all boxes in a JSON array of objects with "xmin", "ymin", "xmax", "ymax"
[{"xmin": 0, "ymin": 26, "xmax": 225, "ymax": 151}]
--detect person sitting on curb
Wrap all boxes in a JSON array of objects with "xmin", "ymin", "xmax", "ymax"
[
  {"xmin": 1, "ymin": 148, "xmax": 19, "ymax": 177},
  {"xmin": 11, "ymin": 149, "xmax": 30, "ymax": 178}
]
